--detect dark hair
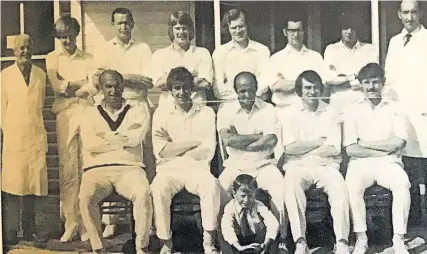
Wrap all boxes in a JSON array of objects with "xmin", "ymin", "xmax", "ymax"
[
  {"xmin": 221, "ymin": 8, "xmax": 247, "ymax": 35},
  {"xmin": 286, "ymin": 14, "xmax": 304, "ymax": 29},
  {"xmin": 233, "ymin": 71, "xmax": 258, "ymax": 92},
  {"xmin": 53, "ymin": 15, "xmax": 81, "ymax": 38},
  {"xmin": 166, "ymin": 67, "xmax": 194, "ymax": 91},
  {"xmin": 295, "ymin": 70, "xmax": 324, "ymax": 97},
  {"xmin": 168, "ymin": 11, "xmax": 195, "ymax": 41},
  {"xmin": 111, "ymin": 8, "xmax": 134, "ymax": 23},
  {"xmin": 357, "ymin": 63, "xmax": 385, "ymax": 82},
  {"xmin": 232, "ymin": 174, "xmax": 258, "ymax": 193},
  {"xmin": 99, "ymin": 69, "xmax": 124, "ymax": 85}
]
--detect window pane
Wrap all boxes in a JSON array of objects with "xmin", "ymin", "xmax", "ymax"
[
  {"xmin": 24, "ymin": 1, "xmax": 55, "ymax": 55},
  {"xmin": 1, "ymin": 2, "xmax": 20, "ymax": 57}
]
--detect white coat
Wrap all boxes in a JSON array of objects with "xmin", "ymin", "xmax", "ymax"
[{"xmin": 1, "ymin": 63, "xmax": 48, "ymax": 196}]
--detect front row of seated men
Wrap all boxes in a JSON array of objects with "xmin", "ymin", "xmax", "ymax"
[{"xmin": 79, "ymin": 63, "xmax": 410, "ymax": 254}]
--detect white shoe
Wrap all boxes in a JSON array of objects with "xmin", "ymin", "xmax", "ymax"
[
  {"xmin": 102, "ymin": 224, "xmax": 116, "ymax": 238},
  {"xmin": 80, "ymin": 232, "xmax": 90, "ymax": 242},
  {"xmin": 295, "ymin": 241, "xmax": 309, "ymax": 254},
  {"xmin": 60, "ymin": 225, "xmax": 78, "ymax": 242},
  {"xmin": 393, "ymin": 236, "xmax": 409, "ymax": 254},
  {"xmin": 334, "ymin": 242, "xmax": 350, "ymax": 254},
  {"xmin": 353, "ymin": 236, "xmax": 368, "ymax": 254}
]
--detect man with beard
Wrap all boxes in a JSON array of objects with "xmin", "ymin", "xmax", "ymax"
[
  {"xmin": 92, "ymin": 7, "xmax": 154, "ymax": 237},
  {"xmin": 212, "ymin": 9, "xmax": 270, "ymax": 103},
  {"xmin": 217, "ymin": 72, "xmax": 288, "ymax": 253},
  {"xmin": 46, "ymin": 15, "xmax": 96, "ymax": 242},
  {"xmin": 281, "ymin": 71, "xmax": 350, "ymax": 254},
  {"xmin": 78, "ymin": 70, "xmax": 152, "ymax": 254},
  {"xmin": 344, "ymin": 63, "xmax": 411, "ymax": 254},
  {"xmin": 1, "ymin": 34, "xmax": 48, "ymax": 247},
  {"xmin": 385, "ymin": 0, "xmax": 427, "ymax": 226},
  {"xmin": 151, "ymin": 11, "xmax": 213, "ymax": 111},
  {"xmin": 150, "ymin": 67, "xmax": 220, "ymax": 254}
]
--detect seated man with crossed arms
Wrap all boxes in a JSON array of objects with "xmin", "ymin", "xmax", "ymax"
[{"xmin": 78, "ymin": 70, "xmax": 152, "ymax": 254}]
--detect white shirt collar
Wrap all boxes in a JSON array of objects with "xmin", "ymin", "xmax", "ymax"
[
  {"xmin": 294, "ymin": 99, "xmax": 328, "ymax": 113},
  {"xmin": 171, "ymin": 101, "xmax": 203, "ymax": 117},
  {"xmin": 100, "ymin": 98, "xmax": 129, "ymax": 116},
  {"xmin": 227, "ymin": 39, "xmax": 259, "ymax": 52},
  {"xmin": 283, "ymin": 44, "xmax": 309, "ymax": 54},
  {"xmin": 57, "ymin": 47, "xmax": 84, "ymax": 59},
  {"xmin": 338, "ymin": 40, "xmax": 362, "ymax": 50},
  {"xmin": 169, "ymin": 43, "xmax": 196, "ymax": 54},
  {"xmin": 401, "ymin": 24, "xmax": 424, "ymax": 37},
  {"xmin": 111, "ymin": 37, "xmax": 135, "ymax": 50},
  {"xmin": 236, "ymin": 98, "xmax": 263, "ymax": 116}
]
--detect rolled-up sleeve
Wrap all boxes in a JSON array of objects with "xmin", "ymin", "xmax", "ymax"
[{"xmin": 150, "ymin": 49, "xmax": 166, "ymax": 87}]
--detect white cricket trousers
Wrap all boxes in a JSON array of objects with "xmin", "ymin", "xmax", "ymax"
[
  {"xmin": 150, "ymin": 157, "xmax": 221, "ymax": 240},
  {"xmin": 79, "ymin": 165, "xmax": 152, "ymax": 251},
  {"xmin": 283, "ymin": 164, "xmax": 350, "ymax": 242},
  {"xmin": 346, "ymin": 161, "xmax": 411, "ymax": 234},
  {"xmin": 57, "ymin": 107, "xmax": 85, "ymax": 234},
  {"xmin": 219, "ymin": 164, "xmax": 288, "ymax": 239}
]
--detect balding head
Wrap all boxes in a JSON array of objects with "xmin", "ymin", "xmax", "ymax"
[
  {"xmin": 99, "ymin": 69, "xmax": 125, "ymax": 107},
  {"xmin": 14, "ymin": 34, "xmax": 33, "ymax": 66},
  {"xmin": 398, "ymin": 0, "xmax": 423, "ymax": 33},
  {"xmin": 234, "ymin": 72, "xmax": 258, "ymax": 111}
]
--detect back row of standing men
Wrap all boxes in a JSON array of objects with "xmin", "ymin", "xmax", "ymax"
[{"xmin": 1, "ymin": 0, "xmax": 426, "ymax": 254}]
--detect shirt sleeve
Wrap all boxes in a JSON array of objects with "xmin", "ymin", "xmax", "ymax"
[
  {"xmin": 217, "ymin": 103, "xmax": 234, "ymax": 132},
  {"xmin": 152, "ymin": 109, "xmax": 169, "ymax": 160},
  {"xmin": 342, "ymin": 108, "xmax": 359, "ymax": 147},
  {"xmin": 256, "ymin": 201, "xmax": 279, "ymax": 241},
  {"xmin": 197, "ymin": 48, "xmax": 214, "ymax": 84},
  {"xmin": 256, "ymin": 46, "xmax": 272, "ymax": 96},
  {"xmin": 197, "ymin": 107, "xmax": 217, "ymax": 162},
  {"xmin": 1, "ymin": 73, "xmax": 8, "ymax": 129},
  {"xmin": 221, "ymin": 201, "xmax": 239, "ymax": 244},
  {"xmin": 262, "ymin": 104, "xmax": 280, "ymax": 137},
  {"xmin": 150, "ymin": 49, "xmax": 166, "ymax": 87},
  {"xmin": 46, "ymin": 52, "xmax": 69, "ymax": 94},
  {"xmin": 212, "ymin": 47, "xmax": 226, "ymax": 99},
  {"xmin": 323, "ymin": 111, "xmax": 342, "ymax": 151},
  {"xmin": 281, "ymin": 113, "xmax": 297, "ymax": 147},
  {"xmin": 392, "ymin": 112, "xmax": 410, "ymax": 142},
  {"xmin": 140, "ymin": 43, "xmax": 152, "ymax": 77},
  {"xmin": 258, "ymin": 55, "xmax": 279, "ymax": 91},
  {"xmin": 384, "ymin": 37, "xmax": 399, "ymax": 87}
]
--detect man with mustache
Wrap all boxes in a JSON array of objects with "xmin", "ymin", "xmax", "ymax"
[
  {"xmin": 281, "ymin": 71, "xmax": 350, "ymax": 254},
  {"xmin": 324, "ymin": 12, "xmax": 378, "ymax": 118},
  {"xmin": 78, "ymin": 69, "xmax": 152, "ymax": 254},
  {"xmin": 385, "ymin": 0, "xmax": 427, "ymax": 226},
  {"xmin": 150, "ymin": 67, "xmax": 220, "ymax": 254},
  {"xmin": 92, "ymin": 7, "xmax": 154, "ymax": 237},
  {"xmin": 46, "ymin": 15, "xmax": 96, "ymax": 242},
  {"xmin": 343, "ymin": 63, "xmax": 411, "ymax": 254},
  {"xmin": 217, "ymin": 72, "xmax": 288, "ymax": 253},
  {"xmin": 151, "ymin": 11, "xmax": 213, "ymax": 111},
  {"xmin": 212, "ymin": 8, "xmax": 270, "ymax": 103},
  {"xmin": 1, "ymin": 34, "xmax": 48, "ymax": 246}
]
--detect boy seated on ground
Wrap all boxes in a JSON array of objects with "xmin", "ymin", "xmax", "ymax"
[{"xmin": 221, "ymin": 174, "xmax": 279, "ymax": 254}]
